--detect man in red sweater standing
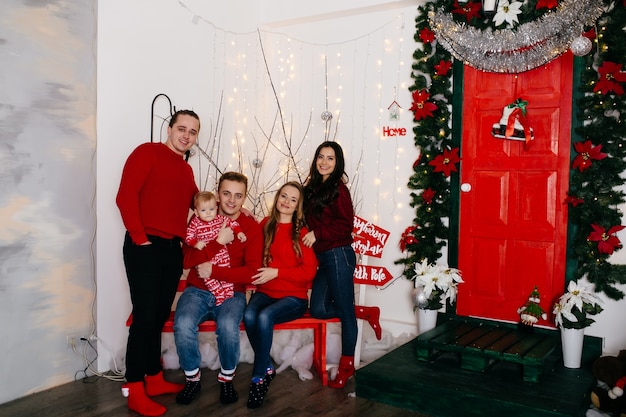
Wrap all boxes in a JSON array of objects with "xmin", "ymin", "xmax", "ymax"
[
  {"xmin": 174, "ymin": 171, "xmax": 263, "ymax": 406},
  {"xmin": 116, "ymin": 110, "xmax": 200, "ymax": 416}
]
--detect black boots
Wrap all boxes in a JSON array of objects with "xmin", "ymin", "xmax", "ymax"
[
  {"xmin": 219, "ymin": 381, "xmax": 239, "ymax": 404},
  {"xmin": 246, "ymin": 378, "xmax": 268, "ymax": 409}
]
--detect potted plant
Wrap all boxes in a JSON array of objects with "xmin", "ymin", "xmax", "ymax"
[
  {"xmin": 553, "ymin": 280, "xmax": 603, "ymax": 368},
  {"xmin": 411, "ymin": 259, "xmax": 463, "ymax": 334}
]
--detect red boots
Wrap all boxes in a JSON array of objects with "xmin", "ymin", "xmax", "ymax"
[
  {"xmin": 328, "ymin": 355, "xmax": 355, "ymax": 388},
  {"xmin": 145, "ymin": 371, "xmax": 185, "ymax": 396},
  {"xmin": 327, "ymin": 307, "xmax": 381, "ymax": 389},
  {"xmin": 355, "ymin": 305, "xmax": 382, "ymax": 340},
  {"xmin": 124, "ymin": 381, "xmax": 166, "ymax": 416},
  {"xmin": 123, "ymin": 371, "xmax": 183, "ymax": 416}
]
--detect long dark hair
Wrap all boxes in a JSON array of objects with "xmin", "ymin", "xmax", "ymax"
[
  {"xmin": 303, "ymin": 141, "xmax": 348, "ymax": 218},
  {"xmin": 262, "ymin": 181, "xmax": 306, "ymax": 267}
]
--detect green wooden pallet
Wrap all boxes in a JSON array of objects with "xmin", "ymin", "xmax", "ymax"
[
  {"xmin": 356, "ymin": 315, "xmax": 602, "ymax": 417},
  {"xmin": 415, "ymin": 315, "xmax": 559, "ymax": 382}
]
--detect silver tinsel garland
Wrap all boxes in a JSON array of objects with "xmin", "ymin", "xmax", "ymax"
[{"xmin": 429, "ymin": 0, "xmax": 605, "ymax": 73}]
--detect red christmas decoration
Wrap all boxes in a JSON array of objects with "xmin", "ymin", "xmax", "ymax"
[
  {"xmin": 572, "ymin": 140, "xmax": 608, "ymax": 172},
  {"xmin": 409, "ymin": 89, "xmax": 438, "ymax": 121},
  {"xmin": 399, "ymin": 226, "xmax": 418, "ymax": 252},
  {"xmin": 434, "ymin": 60, "xmax": 453, "ymax": 76},
  {"xmin": 583, "ymin": 28, "xmax": 596, "ymax": 41},
  {"xmin": 429, "ymin": 147, "xmax": 460, "ymax": 177},
  {"xmin": 418, "ymin": 27, "xmax": 435, "ymax": 44},
  {"xmin": 535, "ymin": 0, "xmax": 558, "ymax": 10},
  {"xmin": 594, "ymin": 61, "xmax": 626, "ymax": 95},
  {"xmin": 564, "ymin": 195, "xmax": 584, "ymax": 207},
  {"xmin": 422, "ymin": 188, "xmax": 436, "ymax": 204},
  {"xmin": 587, "ymin": 224, "xmax": 626, "ymax": 255},
  {"xmin": 412, "ymin": 154, "xmax": 422, "ymax": 169},
  {"xmin": 451, "ymin": 0, "xmax": 482, "ymax": 23}
]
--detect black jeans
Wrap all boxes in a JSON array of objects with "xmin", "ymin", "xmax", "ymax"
[{"xmin": 123, "ymin": 233, "xmax": 182, "ymax": 382}]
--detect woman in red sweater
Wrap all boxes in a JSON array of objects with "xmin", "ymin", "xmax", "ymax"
[{"xmin": 243, "ymin": 181, "xmax": 318, "ymax": 409}]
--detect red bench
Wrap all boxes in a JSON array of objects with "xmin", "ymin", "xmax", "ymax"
[{"xmin": 126, "ymin": 279, "xmax": 339, "ymax": 386}]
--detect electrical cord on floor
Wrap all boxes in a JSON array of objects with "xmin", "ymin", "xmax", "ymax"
[
  {"xmin": 69, "ymin": 141, "xmax": 125, "ymax": 384},
  {"xmin": 71, "ymin": 336, "xmax": 125, "ymax": 382}
]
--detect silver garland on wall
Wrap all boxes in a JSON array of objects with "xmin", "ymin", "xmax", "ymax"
[{"xmin": 429, "ymin": 0, "xmax": 605, "ymax": 73}]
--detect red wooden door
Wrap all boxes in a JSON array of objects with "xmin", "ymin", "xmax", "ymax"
[{"xmin": 455, "ymin": 53, "xmax": 573, "ymax": 324}]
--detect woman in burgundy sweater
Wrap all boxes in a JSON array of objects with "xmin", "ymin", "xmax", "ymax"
[
  {"xmin": 243, "ymin": 181, "xmax": 318, "ymax": 409},
  {"xmin": 302, "ymin": 141, "xmax": 382, "ymax": 389}
]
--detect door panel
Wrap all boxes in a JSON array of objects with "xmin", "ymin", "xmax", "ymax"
[{"xmin": 456, "ymin": 53, "xmax": 573, "ymax": 324}]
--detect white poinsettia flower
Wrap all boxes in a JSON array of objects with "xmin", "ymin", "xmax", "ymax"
[
  {"xmin": 493, "ymin": 0, "xmax": 523, "ymax": 27},
  {"xmin": 563, "ymin": 280, "xmax": 602, "ymax": 312},
  {"xmin": 553, "ymin": 302, "xmax": 565, "ymax": 327},
  {"xmin": 445, "ymin": 283, "xmax": 459, "ymax": 304},
  {"xmin": 414, "ymin": 259, "xmax": 431, "ymax": 278},
  {"xmin": 418, "ymin": 275, "xmax": 438, "ymax": 299},
  {"xmin": 553, "ymin": 280, "xmax": 603, "ymax": 328},
  {"xmin": 413, "ymin": 262, "xmax": 463, "ymax": 305}
]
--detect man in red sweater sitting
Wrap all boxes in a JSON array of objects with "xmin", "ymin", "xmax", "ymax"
[{"xmin": 173, "ymin": 171, "xmax": 263, "ymax": 406}]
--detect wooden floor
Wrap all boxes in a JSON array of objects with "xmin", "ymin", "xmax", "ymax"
[{"xmin": 0, "ymin": 362, "xmax": 430, "ymax": 417}]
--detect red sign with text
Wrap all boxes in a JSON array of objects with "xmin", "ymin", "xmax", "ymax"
[
  {"xmin": 353, "ymin": 264, "xmax": 393, "ymax": 286},
  {"xmin": 352, "ymin": 216, "xmax": 390, "ymax": 258}
]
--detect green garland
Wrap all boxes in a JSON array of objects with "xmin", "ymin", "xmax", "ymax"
[{"xmin": 397, "ymin": 0, "xmax": 626, "ymax": 299}]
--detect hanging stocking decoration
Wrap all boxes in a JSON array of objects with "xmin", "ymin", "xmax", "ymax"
[{"xmin": 491, "ymin": 98, "xmax": 534, "ymax": 147}]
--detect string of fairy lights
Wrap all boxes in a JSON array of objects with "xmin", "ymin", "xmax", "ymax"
[{"xmin": 175, "ymin": 0, "xmax": 417, "ymax": 239}]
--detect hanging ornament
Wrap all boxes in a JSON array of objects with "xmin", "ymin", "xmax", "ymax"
[
  {"xmin": 570, "ymin": 35, "xmax": 593, "ymax": 56},
  {"xmin": 252, "ymin": 158, "xmax": 263, "ymax": 168},
  {"xmin": 491, "ymin": 98, "xmax": 534, "ymax": 146},
  {"xmin": 321, "ymin": 110, "xmax": 333, "ymax": 122},
  {"xmin": 412, "ymin": 286, "xmax": 430, "ymax": 309},
  {"xmin": 387, "ymin": 100, "xmax": 401, "ymax": 121}
]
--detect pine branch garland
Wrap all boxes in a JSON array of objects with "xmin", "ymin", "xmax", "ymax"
[{"xmin": 398, "ymin": 0, "xmax": 626, "ymax": 300}]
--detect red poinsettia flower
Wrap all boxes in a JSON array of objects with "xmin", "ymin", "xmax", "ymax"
[
  {"xmin": 587, "ymin": 224, "xmax": 626, "ymax": 255},
  {"xmin": 422, "ymin": 188, "xmax": 436, "ymax": 204},
  {"xmin": 535, "ymin": 0, "xmax": 558, "ymax": 9},
  {"xmin": 399, "ymin": 225, "xmax": 418, "ymax": 252},
  {"xmin": 583, "ymin": 28, "xmax": 596, "ymax": 41},
  {"xmin": 413, "ymin": 154, "xmax": 422, "ymax": 169},
  {"xmin": 418, "ymin": 27, "xmax": 436, "ymax": 44},
  {"xmin": 409, "ymin": 89, "xmax": 438, "ymax": 121},
  {"xmin": 451, "ymin": 0, "xmax": 482, "ymax": 23},
  {"xmin": 564, "ymin": 195, "xmax": 584, "ymax": 207},
  {"xmin": 594, "ymin": 61, "xmax": 626, "ymax": 95},
  {"xmin": 572, "ymin": 140, "xmax": 607, "ymax": 172},
  {"xmin": 434, "ymin": 60, "xmax": 453, "ymax": 76},
  {"xmin": 429, "ymin": 147, "xmax": 460, "ymax": 177}
]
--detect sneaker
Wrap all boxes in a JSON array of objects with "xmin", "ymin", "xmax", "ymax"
[
  {"xmin": 219, "ymin": 381, "xmax": 238, "ymax": 404},
  {"xmin": 246, "ymin": 379, "xmax": 268, "ymax": 409},
  {"xmin": 176, "ymin": 380, "xmax": 201, "ymax": 405}
]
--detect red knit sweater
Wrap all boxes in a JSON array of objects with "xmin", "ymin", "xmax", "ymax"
[
  {"xmin": 116, "ymin": 143, "xmax": 198, "ymax": 244},
  {"xmin": 183, "ymin": 211, "xmax": 263, "ymax": 293},
  {"xmin": 256, "ymin": 219, "xmax": 318, "ymax": 300}
]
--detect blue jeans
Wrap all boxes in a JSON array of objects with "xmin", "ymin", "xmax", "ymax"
[
  {"xmin": 244, "ymin": 292, "xmax": 308, "ymax": 378},
  {"xmin": 173, "ymin": 286, "xmax": 246, "ymax": 373},
  {"xmin": 309, "ymin": 245, "xmax": 357, "ymax": 357}
]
